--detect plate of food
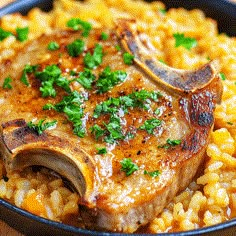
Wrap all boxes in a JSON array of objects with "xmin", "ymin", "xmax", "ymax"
[{"xmin": 0, "ymin": 0, "xmax": 235, "ymax": 235}]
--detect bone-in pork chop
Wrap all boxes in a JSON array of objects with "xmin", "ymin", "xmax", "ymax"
[{"xmin": 0, "ymin": 19, "xmax": 222, "ymax": 232}]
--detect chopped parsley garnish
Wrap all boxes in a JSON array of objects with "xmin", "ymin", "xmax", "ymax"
[
  {"xmin": 76, "ymin": 68, "xmax": 95, "ymax": 89},
  {"xmin": 115, "ymin": 45, "xmax": 121, "ymax": 51},
  {"xmin": 173, "ymin": 33, "xmax": 197, "ymax": 50},
  {"xmin": 93, "ymin": 89, "xmax": 162, "ymax": 119},
  {"xmin": 67, "ymin": 18, "xmax": 92, "ymax": 37},
  {"xmin": 70, "ymin": 70, "xmax": 78, "ymax": 76},
  {"xmin": 219, "ymin": 72, "xmax": 226, "ymax": 81},
  {"xmin": 101, "ymin": 32, "xmax": 109, "ymax": 40},
  {"xmin": 48, "ymin": 41, "xmax": 60, "ymax": 51},
  {"xmin": 67, "ymin": 39, "xmax": 85, "ymax": 57},
  {"xmin": 0, "ymin": 28, "xmax": 13, "ymax": 41},
  {"xmin": 20, "ymin": 64, "xmax": 38, "ymax": 86},
  {"xmin": 27, "ymin": 119, "xmax": 57, "ymax": 135},
  {"xmin": 123, "ymin": 52, "xmax": 134, "ymax": 65},
  {"xmin": 159, "ymin": 59, "xmax": 167, "ymax": 65},
  {"xmin": 3, "ymin": 76, "xmax": 12, "ymax": 89},
  {"xmin": 167, "ymin": 139, "xmax": 181, "ymax": 146},
  {"xmin": 159, "ymin": 8, "xmax": 167, "ymax": 15},
  {"xmin": 91, "ymin": 90, "xmax": 162, "ymax": 143},
  {"xmin": 16, "ymin": 27, "xmax": 29, "ymax": 42},
  {"xmin": 158, "ymin": 138, "xmax": 181, "ymax": 149},
  {"xmin": 96, "ymin": 147, "xmax": 107, "ymax": 154},
  {"xmin": 40, "ymin": 80, "xmax": 56, "ymax": 97},
  {"xmin": 35, "ymin": 64, "xmax": 71, "ymax": 96},
  {"xmin": 144, "ymin": 170, "xmax": 160, "ymax": 177},
  {"xmin": 90, "ymin": 124, "xmax": 105, "ymax": 140},
  {"xmin": 139, "ymin": 118, "xmax": 161, "ymax": 134},
  {"xmin": 84, "ymin": 44, "xmax": 103, "ymax": 69},
  {"xmin": 103, "ymin": 115, "xmax": 125, "ymax": 144},
  {"xmin": 43, "ymin": 91, "xmax": 86, "ymax": 138},
  {"xmin": 96, "ymin": 66, "xmax": 127, "ymax": 93},
  {"xmin": 154, "ymin": 108, "xmax": 160, "ymax": 115},
  {"xmin": 120, "ymin": 158, "xmax": 139, "ymax": 176}
]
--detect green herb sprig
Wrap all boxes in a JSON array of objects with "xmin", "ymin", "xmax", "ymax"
[
  {"xmin": 3, "ymin": 76, "xmax": 12, "ymax": 89},
  {"xmin": 27, "ymin": 119, "xmax": 57, "ymax": 135},
  {"xmin": 96, "ymin": 66, "xmax": 127, "ymax": 94},
  {"xmin": 139, "ymin": 118, "xmax": 162, "ymax": 134},
  {"xmin": 67, "ymin": 18, "xmax": 92, "ymax": 37},
  {"xmin": 67, "ymin": 39, "xmax": 85, "ymax": 57},
  {"xmin": 20, "ymin": 64, "xmax": 38, "ymax": 86},
  {"xmin": 144, "ymin": 170, "xmax": 160, "ymax": 177},
  {"xmin": 16, "ymin": 27, "xmax": 29, "ymax": 42},
  {"xmin": 84, "ymin": 44, "xmax": 103, "ymax": 69},
  {"xmin": 173, "ymin": 33, "xmax": 197, "ymax": 50},
  {"xmin": 91, "ymin": 90, "xmax": 162, "ymax": 143},
  {"xmin": 0, "ymin": 28, "xmax": 13, "ymax": 41},
  {"xmin": 35, "ymin": 64, "xmax": 71, "ymax": 97},
  {"xmin": 48, "ymin": 41, "xmax": 60, "ymax": 51},
  {"xmin": 123, "ymin": 52, "xmax": 134, "ymax": 65},
  {"xmin": 43, "ymin": 91, "xmax": 86, "ymax": 138},
  {"xmin": 120, "ymin": 158, "xmax": 139, "ymax": 176},
  {"xmin": 158, "ymin": 138, "xmax": 181, "ymax": 149}
]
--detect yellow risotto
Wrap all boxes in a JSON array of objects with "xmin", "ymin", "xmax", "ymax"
[{"xmin": 0, "ymin": 0, "xmax": 235, "ymax": 233}]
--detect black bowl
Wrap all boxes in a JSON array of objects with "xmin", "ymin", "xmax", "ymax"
[{"xmin": 0, "ymin": 0, "xmax": 235, "ymax": 235}]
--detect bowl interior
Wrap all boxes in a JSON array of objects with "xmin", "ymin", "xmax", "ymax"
[{"xmin": 0, "ymin": 0, "xmax": 235, "ymax": 235}]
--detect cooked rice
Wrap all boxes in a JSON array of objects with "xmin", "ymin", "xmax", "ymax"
[{"xmin": 0, "ymin": 0, "xmax": 235, "ymax": 233}]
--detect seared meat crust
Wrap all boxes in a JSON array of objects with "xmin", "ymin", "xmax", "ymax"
[{"xmin": 0, "ymin": 23, "xmax": 222, "ymax": 232}]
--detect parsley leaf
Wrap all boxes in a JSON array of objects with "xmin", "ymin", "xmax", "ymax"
[
  {"xmin": 36, "ymin": 64, "xmax": 61, "ymax": 81},
  {"xmin": 159, "ymin": 59, "xmax": 167, "ymax": 65},
  {"xmin": 96, "ymin": 147, "xmax": 107, "ymax": 154},
  {"xmin": 67, "ymin": 39, "xmax": 85, "ymax": 57},
  {"xmin": 0, "ymin": 28, "xmax": 13, "ymax": 41},
  {"xmin": 20, "ymin": 64, "xmax": 38, "ymax": 86},
  {"xmin": 90, "ymin": 124, "xmax": 105, "ymax": 140},
  {"xmin": 67, "ymin": 18, "xmax": 92, "ymax": 37},
  {"xmin": 167, "ymin": 139, "xmax": 181, "ymax": 146},
  {"xmin": 101, "ymin": 32, "xmax": 109, "ymax": 40},
  {"xmin": 48, "ymin": 41, "xmax": 60, "ymax": 51},
  {"xmin": 123, "ymin": 52, "xmax": 134, "ymax": 65},
  {"xmin": 84, "ymin": 44, "xmax": 103, "ymax": 69},
  {"xmin": 144, "ymin": 170, "xmax": 160, "ymax": 177},
  {"xmin": 3, "ymin": 76, "xmax": 12, "ymax": 89},
  {"xmin": 154, "ymin": 108, "xmax": 160, "ymax": 115},
  {"xmin": 104, "ymin": 116, "xmax": 125, "ymax": 144},
  {"xmin": 16, "ymin": 27, "xmax": 29, "ymax": 42},
  {"xmin": 115, "ymin": 45, "xmax": 121, "ymax": 51},
  {"xmin": 159, "ymin": 8, "xmax": 167, "ymax": 15},
  {"xmin": 219, "ymin": 72, "xmax": 226, "ymax": 81},
  {"xmin": 27, "ymin": 119, "xmax": 57, "ymax": 135},
  {"xmin": 139, "ymin": 118, "xmax": 162, "ymax": 134},
  {"xmin": 120, "ymin": 158, "xmax": 139, "ymax": 176},
  {"xmin": 43, "ymin": 91, "xmax": 86, "ymax": 138},
  {"xmin": 35, "ymin": 64, "xmax": 71, "ymax": 96},
  {"xmin": 173, "ymin": 33, "xmax": 197, "ymax": 50},
  {"xmin": 96, "ymin": 66, "xmax": 127, "ymax": 93},
  {"xmin": 76, "ymin": 68, "xmax": 95, "ymax": 89},
  {"xmin": 158, "ymin": 138, "xmax": 181, "ymax": 149},
  {"xmin": 40, "ymin": 80, "xmax": 56, "ymax": 97}
]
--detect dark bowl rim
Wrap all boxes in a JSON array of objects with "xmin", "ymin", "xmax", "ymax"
[
  {"xmin": 1, "ymin": 197, "xmax": 236, "ymax": 235},
  {"xmin": 0, "ymin": 0, "xmax": 235, "ymax": 235}
]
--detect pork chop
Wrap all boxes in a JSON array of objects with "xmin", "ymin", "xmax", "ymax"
[{"xmin": 0, "ymin": 19, "xmax": 222, "ymax": 232}]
